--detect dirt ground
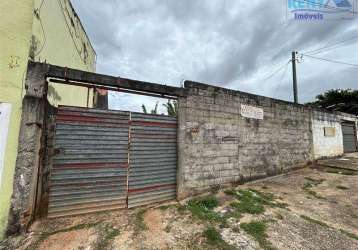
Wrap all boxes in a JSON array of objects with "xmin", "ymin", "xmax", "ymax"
[{"xmin": 1, "ymin": 163, "xmax": 357, "ymax": 250}]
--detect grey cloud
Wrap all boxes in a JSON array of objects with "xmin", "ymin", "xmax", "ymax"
[{"xmin": 72, "ymin": 0, "xmax": 358, "ymax": 110}]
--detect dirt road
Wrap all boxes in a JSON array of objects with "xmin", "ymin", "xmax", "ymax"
[{"xmin": 2, "ymin": 155, "xmax": 357, "ymax": 250}]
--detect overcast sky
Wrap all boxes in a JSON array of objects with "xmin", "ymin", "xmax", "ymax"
[{"xmin": 71, "ymin": 0, "xmax": 358, "ymax": 113}]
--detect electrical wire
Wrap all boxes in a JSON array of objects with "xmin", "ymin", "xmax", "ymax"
[
  {"xmin": 279, "ymin": 62, "xmax": 290, "ymax": 86},
  {"xmin": 38, "ymin": 0, "xmax": 45, "ymax": 14},
  {"xmin": 34, "ymin": 16, "xmax": 47, "ymax": 57},
  {"xmin": 303, "ymin": 34, "xmax": 358, "ymax": 55},
  {"xmin": 32, "ymin": 0, "xmax": 47, "ymax": 57},
  {"xmin": 270, "ymin": 62, "xmax": 290, "ymax": 100},
  {"xmin": 261, "ymin": 60, "xmax": 291, "ymax": 83},
  {"xmin": 302, "ymin": 54, "xmax": 358, "ymax": 67}
]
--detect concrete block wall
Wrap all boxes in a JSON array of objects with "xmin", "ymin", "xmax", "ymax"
[{"xmin": 177, "ymin": 81, "xmax": 313, "ymax": 197}]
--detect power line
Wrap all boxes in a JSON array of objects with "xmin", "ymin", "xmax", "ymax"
[
  {"xmin": 279, "ymin": 62, "xmax": 290, "ymax": 86},
  {"xmin": 38, "ymin": 0, "xmax": 45, "ymax": 14},
  {"xmin": 34, "ymin": 15, "xmax": 47, "ymax": 57},
  {"xmin": 302, "ymin": 54, "xmax": 358, "ymax": 67},
  {"xmin": 304, "ymin": 34, "xmax": 358, "ymax": 55},
  {"xmin": 261, "ymin": 60, "xmax": 291, "ymax": 83}
]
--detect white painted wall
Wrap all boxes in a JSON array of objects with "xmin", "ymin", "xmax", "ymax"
[
  {"xmin": 312, "ymin": 110, "xmax": 344, "ymax": 159},
  {"xmin": 0, "ymin": 103, "xmax": 11, "ymax": 187}
]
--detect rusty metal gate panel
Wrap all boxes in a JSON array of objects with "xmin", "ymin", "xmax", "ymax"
[
  {"xmin": 128, "ymin": 113, "xmax": 177, "ymax": 208},
  {"xmin": 48, "ymin": 106, "xmax": 129, "ymax": 218}
]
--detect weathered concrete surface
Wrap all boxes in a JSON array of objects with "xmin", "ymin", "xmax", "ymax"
[
  {"xmin": 40, "ymin": 61, "xmax": 186, "ymax": 97},
  {"xmin": 178, "ymin": 81, "xmax": 314, "ymax": 198},
  {"xmin": 318, "ymin": 152, "xmax": 358, "ymax": 171},
  {"xmin": 6, "ymin": 63, "xmax": 48, "ymax": 235}
]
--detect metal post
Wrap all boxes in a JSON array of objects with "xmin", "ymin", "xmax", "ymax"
[{"xmin": 292, "ymin": 51, "xmax": 298, "ymax": 104}]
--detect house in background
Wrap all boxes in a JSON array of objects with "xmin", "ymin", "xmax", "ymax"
[{"xmin": 0, "ymin": 0, "xmax": 105, "ymax": 239}]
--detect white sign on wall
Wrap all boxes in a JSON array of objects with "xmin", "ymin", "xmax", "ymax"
[
  {"xmin": 240, "ymin": 104, "xmax": 264, "ymax": 120},
  {"xmin": 0, "ymin": 103, "xmax": 12, "ymax": 187}
]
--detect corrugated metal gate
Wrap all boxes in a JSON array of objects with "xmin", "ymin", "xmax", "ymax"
[
  {"xmin": 48, "ymin": 106, "xmax": 177, "ymax": 218},
  {"xmin": 342, "ymin": 122, "xmax": 357, "ymax": 153},
  {"xmin": 128, "ymin": 113, "xmax": 177, "ymax": 208}
]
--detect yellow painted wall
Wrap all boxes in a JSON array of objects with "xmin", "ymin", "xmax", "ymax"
[
  {"xmin": 0, "ymin": 0, "xmax": 35, "ymax": 240},
  {"xmin": 32, "ymin": 0, "xmax": 96, "ymax": 107},
  {"xmin": 0, "ymin": 0, "xmax": 96, "ymax": 239}
]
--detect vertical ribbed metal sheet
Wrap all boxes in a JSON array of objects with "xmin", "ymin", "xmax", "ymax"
[
  {"xmin": 128, "ymin": 113, "xmax": 177, "ymax": 208},
  {"xmin": 48, "ymin": 106, "xmax": 129, "ymax": 218},
  {"xmin": 342, "ymin": 123, "xmax": 357, "ymax": 153}
]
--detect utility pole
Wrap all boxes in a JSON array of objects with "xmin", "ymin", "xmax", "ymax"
[{"xmin": 292, "ymin": 51, "xmax": 298, "ymax": 104}]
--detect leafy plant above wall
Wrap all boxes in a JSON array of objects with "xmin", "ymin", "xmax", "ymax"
[{"xmin": 307, "ymin": 89, "xmax": 358, "ymax": 115}]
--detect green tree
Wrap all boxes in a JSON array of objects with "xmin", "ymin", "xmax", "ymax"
[
  {"xmin": 307, "ymin": 89, "xmax": 358, "ymax": 115},
  {"xmin": 141, "ymin": 102, "xmax": 159, "ymax": 114},
  {"xmin": 163, "ymin": 100, "xmax": 178, "ymax": 117}
]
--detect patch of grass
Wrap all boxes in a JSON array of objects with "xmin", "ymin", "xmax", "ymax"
[
  {"xmin": 274, "ymin": 201, "xmax": 289, "ymax": 209},
  {"xmin": 275, "ymin": 213, "xmax": 284, "ymax": 220},
  {"xmin": 94, "ymin": 226, "xmax": 120, "ymax": 250},
  {"xmin": 158, "ymin": 204, "xmax": 173, "ymax": 210},
  {"xmin": 302, "ymin": 179, "xmax": 325, "ymax": 199},
  {"xmin": 164, "ymin": 224, "xmax": 172, "ymax": 233},
  {"xmin": 339, "ymin": 229, "xmax": 358, "ymax": 241},
  {"xmin": 210, "ymin": 185, "xmax": 221, "ymax": 194},
  {"xmin": 325, "ymin": 167, "xmax": 357, "ymax": 176},
  {"xmin": 304, "ymin": 177, "xmax": 325, "ymax": 184},
  {"xmin": 240, "ymin": 221, "xmax": 276, "ymax": 250},
  {"xmin": 134, "ymin": 209, "xmax": 148, "ymax": 232},
  {"xmin": 224, "ymin": 188, "xmax": 237, "ymax": 196},
  {"xmin": 300, "ymin": 215, "xmax": 329, "ymax": 228},
  {"xmin": 176, "ymin": 204, "xmax": 186, "ymax": 214},
  {"xmin": 187, "ymin": 196, "xmax": 222, "ymax": 222},
  {"xmin": 229, "ymin": 189, "xmax": 285, "ymax": 215},
  {"xmin": 225, "ymin": 209, "xmax": 242, "ymax": 219},
  {"xmin": 303, "ymin": 182, "xmax": 314, "ymax": 189},
  {"xmin": 203, "ymin": 226, "xmax": 222, "ymax": 244},
  {"xmin": 336, "ymin": 185, "xmax": 349, "ymax": 190},
  {"xmin": 202, "ymin": 226, "xmax": 234, "ymax": 250},
  {"xmin": 351, "ymin": 214, "xmax": 358, "ymax": 219},
  {"xmin": 231, "ymin": 200, "xmax": 265, "ymax": 214},
  {"xmin": 248, "ymin": 189, "xmax": 275, "ymax": 202},
  {"xmin": 305, "ymin": 189, "xmax": 325, "ymax": 199},
  {"xmin": 195, "ymin": 196, "xmax": 219, "ymax": 209},
  {"xmin": 232, "ymin": 227, "xmax": 240, "ymax": 233}
]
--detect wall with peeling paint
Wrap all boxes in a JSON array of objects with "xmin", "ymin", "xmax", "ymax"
[
  {"xmin": 311, "ymin": 110, "xmax": 358, "ymax": 159},
  {"xmin": 312, "ymin": 110, "xmax": 344, "ymax": 159}
]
